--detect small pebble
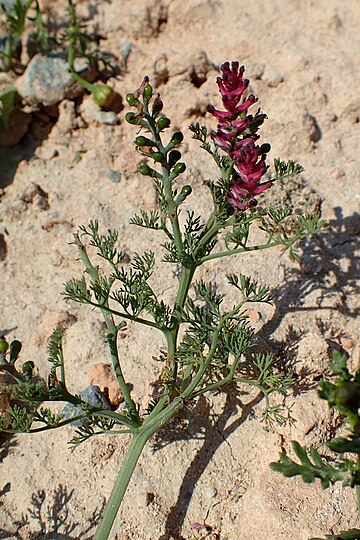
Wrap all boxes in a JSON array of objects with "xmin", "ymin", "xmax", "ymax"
[
  {"xmin": 95, "ymin": 111, "xmax": 119, "ymax": 125},
  {"xmin": 36, "ymin": 146, "xmax": 59, "ymax": 160},
  {"xmin": 107, "ymin": 169, "xmax": 121, "ymax": 183},
  {"xmin": 62, "ymin": 385, "xmax": 111, "ymax": 427},
  {"xmin": 247, "ymin": 62, "xmax": 265, "ymax": 80},
  {"xmin": 204, "ymin": 485, "xmax": 217, "ymax": 498},
  {"xmin": 262, "ymin": 65, "xmax": 284, "ymax": 87},
  {"xmin": 120, "ymin": 40, "xmax": 133, "ymax": 63}
]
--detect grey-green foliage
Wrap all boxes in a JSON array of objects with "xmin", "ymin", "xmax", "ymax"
[{"xmin": 271, "ymin": 351, "xmax": 360, "ymax": 538}]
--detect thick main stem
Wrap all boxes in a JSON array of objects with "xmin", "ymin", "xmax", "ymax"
[
  {"xmin": 94, "ymin": 397, "xmax": 183, "ymax": 539},
  {"xmin": 94, "ymin": 432, "xmax": 148, "ymax": 540}
]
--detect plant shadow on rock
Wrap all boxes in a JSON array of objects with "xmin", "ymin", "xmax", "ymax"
[
  {"xmin": 0, "ymin": 107, "xmax": 58, "ymax": 189},
  {"xmin": 262, "ymin": 207, "xmax": 360, "ymax": 340},
  {"xmin": 0, "ymin": 431, "xmax": 17, "ymax": 463},
  {"xmin": 0, "ymin": 483, "xmax": 105, "ymax": 539},
  {"xmin": 152, "ymin": 209, "xmax": 359, "ymax": 540}
]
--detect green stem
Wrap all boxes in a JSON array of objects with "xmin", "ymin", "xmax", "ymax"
[
  {"xmin": 94, "ymin": 397, "xmax": 183, "ymax": 539},
  {"xmin": 199, "ymin": 240, "xmax": 281, "ymax": 264},
  {"xmin": 87, "ymin": 301, "xmax": 159, "ymax": 330},
  {"xmin": 74, "ymin": 235, "xmax": 140, "ymax": 423},
  {"xmin": 168, "ymin": 264, "xmax": 196, "ymax": 394}
]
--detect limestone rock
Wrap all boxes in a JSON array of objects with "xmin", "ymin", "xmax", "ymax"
[{"xmin": 16, "ymin": 53, "xmax": 95, "ymax": 106}]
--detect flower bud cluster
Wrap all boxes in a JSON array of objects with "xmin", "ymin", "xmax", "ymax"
[
  {"xmin": 125, "ymin": 77, "xmax": 187, "ymax": 185},
  {"xmin": 208, "ymin": 62, "xmax": 272, "ymax": 211}
]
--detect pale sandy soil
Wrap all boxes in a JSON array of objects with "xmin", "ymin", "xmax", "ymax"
[{"xmin": 0, "ymin": 1, "xmax": 360, "ymax": 539}]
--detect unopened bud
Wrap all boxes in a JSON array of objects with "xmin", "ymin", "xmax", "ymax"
[
  {"xmin": 10, "ymin": 339, "xmax": 21, "ymax": 363},
  {"xmin": 126, "ymin": 93, "xmax": 140, "ymax": 107},
  {"xmin": 157, "ymin": 117, "xmax": 171, "ymax": 130},
  {"xmin": 152, "ymin": 152, "xmax": 165, "ymax": 162},
  {"xmin": 171, "ymin": 131, "xmax": 184, "ymax": 146},
  {"xmin": 0, "ymin": 338, "xmax": 8, "ymax": 355},
  {"xmin": 168, "ymin": 150, "xmax": 181, "ymax": 168},
  {"xmin": 260, "ymin": 143, "xmax": 271, "ymax": 154},
  {"xmin": 143, "ymin": 83, "xmax": 153, "ymax": 100},
  {"xmin": 172, "ymin": 162, "xmax": 186, "ymax": 175},
  {"xmin": 181, "ymin": 185, "xmax": 192, "ymax": 197},
  {"xmin": 22, "ymin": 360, "xmax": 34, "ymax": 378},
  {"xmin": 135, "ymin": 136, "xmax": 156, "ymax": 147},
  {"xmin": 125, "ymin": 112, "xmax": 144, "ymax": 125},
  {"xmin": 174, "ymin": 184, "xmax": 192, "ymax": 206},
  {"xmin": 139, "ymin": 164, "xmax": 152, "ymax": 176}
]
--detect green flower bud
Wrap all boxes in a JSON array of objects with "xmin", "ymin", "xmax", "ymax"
[
  {"xmin": 135, "ymin": 136, "xmax": 156, "ymax": 147},
  {"xmin": 125, "ymin": 112, "xmax": 144, "ymax": 125},
  {"xmin": 22, "ymin": 360, "xmax": 34, "ymax": 376},
  {"xmin": 139, "ymin": 164, "xmax": 153, "ymax": 176},
  {"xmin": 143, "ymin": 83, "xmax": 153, "ymax": 100},
  {"xmin": 0, "ymin": 338, "xmax": 9, "ymax": 355},
  {"xmin": 157, "ymin": 117, "xmax": 171, "ymax": 130},
  {"xmin": 152, "ymin": 152, "xmax": 165, "ymax": 163},
  {"xmin": 174, "ymin": 184, "xmax": 192, "ymax": 206},
  {"xmin": 181, "ymin": 185, "xmax": 192, "ymax": 197},
  {"xmin": 171, "ymin": 131, "xmax": 184, "ymax": 146},
  {"xmin": 173, "ymin": 162, "xmax": 186, "ymax": 175},
  {"xmin": 10, "ymin": 339, "xmax": 22, "ymax": 363},
  {"xmin": 92, "ymin": 84, "xmax": 115, "ymax": 108},
  {"xmin": 126, "ymin": 93, "xmax": 140, "ymax": 107},
  {"xmin": 168, "ymin": 150, "xmax": 181, "ymax": 168}
]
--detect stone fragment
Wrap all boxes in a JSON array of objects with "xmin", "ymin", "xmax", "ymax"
[
  {"xmin": 19, "ymin": 181, "xmax": 49, "ymax": 210},
  {"xmin": 62, "ymin": 385, "xmax": 111, "ymax": 427},
  {"xmin": 95, "ymin": 111, "xmax": 119, "ymax": 125},
  {"xmin": 247, "ymin": 62, "xmax": 265, "ymax": 80},
  {"xmin": 262, "ymin": 65, "xmax": 283, "ymax": 87},
  {"xmin": 88, "ymin": 363, "xmax": 124, "ymax": 406},
  {"xmin": 16, "ymin": 53, "xmax": 95, "ymax": 106},
  {"xmin": 35, "ymin": 146, "xmax": 59, "ymax": 160},
  {"xmin": 303, "ymin": 113, "xmax": 321, "ymax": 143},
  {"xmin": 107, "ymin": 169, "xmax": 121, "ymax": 183},
  {"xmin": 188, "ymin": 50, "xmax": 213, "ymax": 88}
]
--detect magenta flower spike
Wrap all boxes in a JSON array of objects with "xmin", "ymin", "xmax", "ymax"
[{"xmin": 208, "ymin": 62, "xmax": 272, "ymax": 210}]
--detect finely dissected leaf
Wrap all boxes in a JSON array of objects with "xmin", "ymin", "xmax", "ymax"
[
  {"xmin": 273, "ymin": 158, "xmax": 304, "ymax": 180},
  {"xmin": 63, "ymin": 277, "xmax": 91, "ymax": 303},
  {"xmin": 327, "ymin": 437, "xmax": 360, "ymax": 454},
  {"xmin": 227, "ymin": 274, "xmax": 272, "ymax": 303},
  {"xmin": 270, "ymin": 441, "xmax": 353, "ymax": 489},
  {"xmin": 130, "ymin": 209, "xmax": 160, "ymax": 230}
]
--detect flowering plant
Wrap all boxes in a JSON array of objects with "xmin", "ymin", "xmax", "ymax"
[{"xmin": 0, "ymin": 62, "xmax": 324, "ymax": 539}]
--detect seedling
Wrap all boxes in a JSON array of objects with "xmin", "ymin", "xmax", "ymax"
[
  {"xmin": 64, "ymin": 0, "xmax": 115, "ymax": 108},
  {"xmin": 0, "ymin": 0, "xmax": 33, "ymax": 71},
  {"xmin": 271, "ymin": 350, "xmax": 360, "ymax": 539},
  {"xmin": 0, "ymin": 62, "xmax": 325, "ymax": 539}
]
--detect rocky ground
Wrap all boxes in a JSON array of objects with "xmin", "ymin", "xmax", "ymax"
[{"xmin": 0, "ymin": 0, "xmax": 359, "ymax": 539}]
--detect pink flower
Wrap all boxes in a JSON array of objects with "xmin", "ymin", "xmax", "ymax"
[{"xmin": 208, "ymin": 61, "xmax": 272, "ymax": 211}]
